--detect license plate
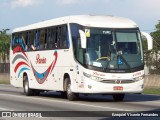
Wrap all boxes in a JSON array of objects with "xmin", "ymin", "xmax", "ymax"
[{"xmin": 113, "ymin": 86, "xmax": 123, "ymax": 91}]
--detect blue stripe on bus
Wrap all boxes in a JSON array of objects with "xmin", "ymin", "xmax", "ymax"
[
  {"xmin": 18, "ymin": 67, "xmax": 30, "ymax": 78},
  {"xmin": 35, "ymin": 71, "xmax": 47, "ymax": 79}
]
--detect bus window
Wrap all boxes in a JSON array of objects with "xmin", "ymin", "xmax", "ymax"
[
  {"xmin": 56, "ymin": 27, "xmax": 61, "ymax": 48},
  {"xmin": 44, "ymin": 29, "xmax": 48, "ymax": 49},
  {"xmin": 18, "ymin": 33, "xmax": 25, "ymax": 51},
  {"xmin": 12, "ymin": 33, "xmax": 26, "ymax": 51},
  {"xmin": 48, "ymin": 27, "xmax": 57, "ymax": 49},
  {"xmin": 31, "ymin": 30, "xmax": 40, "ymax": 50},
  {"xmin": 11, "ymin": 34, "xmax": 15, "ymax": 49},
  {"xmin": 13, "ymin": 34, "xmax": 20, "ymax": 51},
  {"xmin": 70, "ymin": 23, "xmax": 84, "ymax": 64},
  {"xmin": 57, "ymin": 25, "xmax": 69, "ymax": 49},
  {"xmin": 27, "ymin": 32, "xmax": 31, "ymax": 51},
  {"xmin": 21, "ymin": 32, "xmax": 27, "ymax": 51},
  {"xmin": 25, "ymin": 32, "xmax": 28, "ymax": 51},
  {"xmin": 40, "ymin": 29, "xmax": 45, "ymax": 50},
  {"xmin": 30, "ymin": 31, "xmax": 35, "ymax": 50},
  {"xmin": 70, "ymin": 24, "xmax": 79, "ymax": 55}
]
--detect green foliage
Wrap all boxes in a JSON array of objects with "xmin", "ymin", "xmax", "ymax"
[
  {"xmin": 155, "ymin": 20, "xmax": 160, "ymax": 31},
  {"xmin": 151, "ymin": 20, "xmax": 160, "ymax": 50},
  {"xmin": 0, "ymin": 29, "xmax": 11, "ymax": 63},
  {"xmin": 144, "ymin": 21, "xmax": 160, "ymax": 74}
]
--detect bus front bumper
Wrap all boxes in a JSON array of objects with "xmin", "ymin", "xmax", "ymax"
[{"xmin": 78, "ymin": 78, "xmax": 144, "ymax": 94}]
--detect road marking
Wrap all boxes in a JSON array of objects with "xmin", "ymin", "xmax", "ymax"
[{"xmin": 0, "ymin": 93, "xmax": 131, "ymax": 111}]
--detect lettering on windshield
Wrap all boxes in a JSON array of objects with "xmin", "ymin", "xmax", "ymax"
[{"xmin": 102, "ymin": 31, "xmax": 111, "ymax": 34}]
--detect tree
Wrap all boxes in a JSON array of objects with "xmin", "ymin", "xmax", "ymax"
[
  {"xmin": 151, "ymin": 20, "xmax": 160, "ymax": 50},
  {"xmin": 145, "ymin": 21, "xmax": 160, "ymax": 74},
  {"xmin": 0, "ymin": 29, "xmax": 11, "ymax": 63}
]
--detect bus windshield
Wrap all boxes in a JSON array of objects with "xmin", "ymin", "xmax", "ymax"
[{"xmin": 85, "ymin": 28, "xmax": 143, "ymax": 70}]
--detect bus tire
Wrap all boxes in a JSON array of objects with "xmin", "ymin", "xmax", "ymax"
[
  {"xmin": 65, "ymin": 78, "xmax": 79, "ymax": 101},
  {"xmin": 112, "ymin": 94, "xmax": 125, "ymax": 101},
  {"xmin": 23, "ymin": 75, "xmax": 34, "ymax": 96}
]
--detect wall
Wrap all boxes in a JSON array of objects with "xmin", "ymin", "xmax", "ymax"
[
  {"xmin": 144, "ymin": 75, "xmax": 160, "ymax": 88},
  {"xmin": 0, "ymin": 73, "xmax": 10, "ymax": 84}
]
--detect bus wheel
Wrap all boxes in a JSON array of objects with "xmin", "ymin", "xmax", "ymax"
[
  {"xmin": 112, "ymin": 94, "xmax": 125, "ymax": 101},
  {"xmin": 23, "ymin": 75, "xmax": 33, "ymax": 96},
  {"xmin": 65, "ymin": 78, "xmax": 79, "ymax": 101}
]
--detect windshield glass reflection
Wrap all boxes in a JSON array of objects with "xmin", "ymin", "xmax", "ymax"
[{"xmin": 85, "ymin": 28, "xmax": 143, "ymax": 70}]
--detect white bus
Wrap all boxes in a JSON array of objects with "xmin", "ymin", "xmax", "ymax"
[{"xmin": 10, "ymin": 15, "xmax": 152, "ymax": 101}]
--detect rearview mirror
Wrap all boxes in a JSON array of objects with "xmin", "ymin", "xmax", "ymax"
[
  {"xmin": 79, "ymin": 30, "xmax": 87, "ymax": 49},
  {"xmin": 141, "ymin": 31, "xmax": 153, "ymax": 50}
]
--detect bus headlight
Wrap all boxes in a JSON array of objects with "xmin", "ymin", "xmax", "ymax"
[
  {"xmin": 83, "ymin": 72, "xmax": 103, "ymax": 81},
  {"xmin": 133, "ymin": 75, "xmax": 144, "ymax": 81}
]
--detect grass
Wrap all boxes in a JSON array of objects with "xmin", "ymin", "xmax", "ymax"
[{"xmin": 143, "ymin": 88, "xmax": 160, "ymax": 95}]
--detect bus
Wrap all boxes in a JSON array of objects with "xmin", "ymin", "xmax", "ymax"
[{"xmin": 10, "ymin": 15, "xmax": 153, "ymax": 101}]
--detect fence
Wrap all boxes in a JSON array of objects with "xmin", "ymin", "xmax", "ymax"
[{"xmin": 0, "ymin": 63, "xmax": 10, "ymax": 73}]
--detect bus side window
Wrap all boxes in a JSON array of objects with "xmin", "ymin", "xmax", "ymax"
[
  {"xmin": 12, "ymin": 33, "xmax": 22, "ymax": 52},
  {"xmin": 15, "ymin": 34, "xmax": 20, "ymax": 48},
  {"xmin": 71, "ymin": 24, "xmax": 79, "ymax": 56},
  {"xmin": 48, "ymin": 27, "xmax": 57, "ymax": 49},
  {"xmin": 56, "ymin": 25, "xmax": 69, "ymax": 49},
  {"xmin": 70, "ymin": 23, "xmax": 84, "ymax": 64},
  {"xmin": 47, "ymin": 28, "xmax": 52, "ymax": 49},
  {"xmin": 56, "ymin": 27, "xmax": 61, "ymax": 48},
  {"xmin": 60, "ymin": 25, "xmax": 69, "ymax": 49},
  {"xmin": 22, "ymin": 33, "xmax": 26, "ymax": 51},
  {"xmin": 31, "ymin": 30, "xmax": 40, "ymax": 50},
  {"xmin": 18, "ymin": 33, "xmax": 25, "ymax": 51},
  {"xmin": 25, "ymin": 32, "xmax": 28, "ymax": 51},
  {"xmin": 44, "ymin": 29, "xmax": 48, "ymax": 49},
  {"xmin": 11, "ymin": 34, "xmax": 15, "ymax": 49},
  {"xmin": 22, "ymin": 32, "xmax": 28, "ymax": 51},
  {"xmin": 40, "ymin": 29, "xmax": 45, "ymax": 50},
  {"xmin": 35, "ymin": 30, "xmax": 40, "ymax": 50},
  {"xmin": 27, "ymin": 32, "xmax": 31, "ymax": 51},
  {"xmin": 47, "ymin": 28, "xmax": 51, "ymax": 49},
  {"xmin": 39, "ymin": 29, "xmax": 48, "ymax": 50},
  {"xmin": 30, "ymin": 31, "xmax": 35, "ymax": 50}
]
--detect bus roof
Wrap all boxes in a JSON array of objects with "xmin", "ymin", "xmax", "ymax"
[{"xmin": 13, "ymin": 15, "xmax": 138, "ymax": 33}]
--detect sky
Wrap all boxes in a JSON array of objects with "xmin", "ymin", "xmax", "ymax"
[{"xmin": 0, "ymin": 0, "xmax": 160, "ymax": 33}]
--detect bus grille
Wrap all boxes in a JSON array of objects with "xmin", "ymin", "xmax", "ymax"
[{"xmin": 100, "ymin": 79, "xmax": 135, "ymax": 84}]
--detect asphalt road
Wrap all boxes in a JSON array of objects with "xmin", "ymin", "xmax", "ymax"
[{"xmin": 0, "ymin": 84, "xmax": 160, "ymax": 120}]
